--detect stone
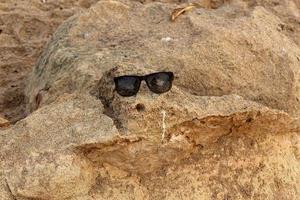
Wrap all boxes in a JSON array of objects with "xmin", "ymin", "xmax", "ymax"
[
  {"xmin": 0, "ymin": 173, "xmax": 14, "ymax": 200},
  {"xmin": 0, "ymin": 93, "xmax": 119, "ymax": 199},
  {"xmin": 25, "ymin": 0, "xmax": 300, "ymax": 117},
  {"xmin": 2, "ymin": 92, "xmax": 299, "ymax": 199},
  {"xmin": 0, "ymin": 117, "xmax": 10, "ymax": 129},
  {"xmin": 0, "ymin": 0, "xmax": 108, "ymax": 123},
  {"xmin": 1, "ymin": 0, "xmax": 300, "ymax": 199}
]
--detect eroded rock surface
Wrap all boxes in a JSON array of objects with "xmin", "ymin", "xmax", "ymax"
[
  {"xmin": 0, "ymin": 0, "xmax": 101, "ymax": 123},
  {"xmin": 0, "ymin": 117, "xmax": 9, "ymax": 129},
  {"xmin": 1, "ymin": 0, "xmax": 300, "ymax": 199},
  {"xmin": 1, "ymin": 93, "xmax": 119, "ymax": 199},
  {"xmin": 25, "ymin": 0, "xmax": 300, "ymax": 117}
]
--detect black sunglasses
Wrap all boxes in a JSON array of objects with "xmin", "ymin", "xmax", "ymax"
[{"xmin": 114, "ymin": 72, "xmax": 174, "ymax": 97}]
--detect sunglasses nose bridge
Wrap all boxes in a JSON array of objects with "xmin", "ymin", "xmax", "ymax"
[{"xmin": 138, "ymin": 80, "xmax": 149, "ymax": 93}]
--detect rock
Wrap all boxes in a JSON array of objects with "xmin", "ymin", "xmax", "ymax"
[
  {"xmin": 2, "ymin": 92, "xmax": 299, "ymax": 199},
  {"xmin": 1, "ymin": 0, "xmax": 299, "ymax": 199},
  {"xmin": 0, "ymin": 93, "xmax": 119, "ymax": 199},
  {"xmin": 0, "ymin": 0, "xmax": 104, "ymax": 123},
  {"xmin": 25, "ymin": 0, "xmax": 300, "ymax": 117},
  {"xmin": 7, "ymin": 152, "xmax": 94, "ymax": 200},
  {"xmin": 0, "ymin": 117, "xmax": 10, "ymax": 129},
  {"xmin": 0, "ymin": 173, "xmax": 14, "ymax": 200}
]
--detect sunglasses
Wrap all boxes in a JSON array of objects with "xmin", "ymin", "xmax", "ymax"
[{"xmin": 114, "ymin": 72, "xmax": 174, "ymax": 97}]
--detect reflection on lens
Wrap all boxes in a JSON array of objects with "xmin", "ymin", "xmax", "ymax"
[
  {"xmin": 146, "ymin": 72, "xmax": 174, "ymax": 94},
  {"xmin": 114, "ymin": 76, "xmax": 140, "ymax": 97}
]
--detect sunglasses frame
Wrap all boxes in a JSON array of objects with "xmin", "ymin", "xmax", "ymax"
[{"xmin": 114, "ymin": 71, "xmax": 174, "ymax": 97}]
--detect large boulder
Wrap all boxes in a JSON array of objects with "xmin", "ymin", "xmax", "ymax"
[
  {"xmin": 1, "ymin": 0, "xmax": 299, "ymax": 199},
  {"xmin": 0, "ymin": 93, "xmax": 119, "ymax": 199},
  {"xmin": 1, "ymin": 92, "xmax": 299, "ymax": 199},
  {"xmin": 25, "ymin": 0, "xmax": 300, "ymax": 116}
]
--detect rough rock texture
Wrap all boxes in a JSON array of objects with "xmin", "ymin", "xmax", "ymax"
[
  {"xmin": 1, "ymin": 92, "xmax": 299, "ymax": 199},
  {"xmin": 25, "ymin": 0, "xmax": 300, "ymax": 117},
  {"xmin": 1, "ymin": 0, "xmax": 299, "ymax": 123},
  {"xmin": 0, "ymin": 117, "xmax": 9, "ymax": 129},
  {"xmin": 1, "ymin": 93, "xmax": 119, "ymax": 199},
  {"xmin": 1, "ymin": 0, "xmax": 300, "ymax": 199},
  {"xmin": 0, "ymin": 0, "xmax": 100, "ymax": 122}
]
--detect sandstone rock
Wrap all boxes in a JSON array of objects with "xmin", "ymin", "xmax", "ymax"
[
  {"xmin": 25, "ymin": 0, "xmax": 300, "ymax": 117},
  {"xmin": 0, "ymin": 0, "xmax": 103, "ymax": 123},
  {"xmin": 1, "ymin": 0, "xmax": 299, "ymax": 199},
  {"xmin": 0, "ymin": 93, "xmax": 119, "ymax": 199},
  {"xmin": 0, "ymin": 117, "xmax": 9, "ymax": 129},
  {"xmin": 0, "ymin": 173, "xmax": 14, "ymax": 200},
  {"xmin": 1, "ymin": 92, "xmax": 299, "ymax": 199}
]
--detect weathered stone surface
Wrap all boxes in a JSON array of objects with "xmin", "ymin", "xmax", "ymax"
[
  {"xmin": 25, "ymin": 0, "xmax": 300, "ymax": 117},
  {"xmin": 0, "ymin": 93, "xmax": 119, "ymax": 199},
  {"xmin": 1, "ymin": 0, "xmax": 300, "ymax": 199},
  {"xmin": 0, "ymin": 117, "xmax": 9, "ymax": 129},
  {"xmin": 0, "ymin": 0, "xmax": 104, "ymax": 123},
  {"xmin": 0, "ymin": 173, "xmax": 14, "ymax": 200},
  {"xmin": 2, "ymin": 92, "xmax": 299, "ymax": 199}
]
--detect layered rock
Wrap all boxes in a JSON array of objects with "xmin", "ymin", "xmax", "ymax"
[
  {"xmin": 1, "ymin": 91, "xmax": 299, "ymax": 199},
  {"xmin": 1, "ymin": 0, "xmax": 300, "ymax": 199},
  {"xmin": 0, "ymin": 93, "xmax": 118, "ymax": 199}
]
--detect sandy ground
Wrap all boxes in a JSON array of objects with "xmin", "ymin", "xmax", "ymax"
[{"xmin": 0, "ymin": 0, "xmax": 299, "ymax": 123}]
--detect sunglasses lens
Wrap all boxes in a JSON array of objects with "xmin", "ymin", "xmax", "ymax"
[
  {"xmin": 146, "ymin": 72, "xmax": 174, "ymax": 94},
  {"xmin": 114, "ymin": 76, "xmax": 140, "ymax": 97}
]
